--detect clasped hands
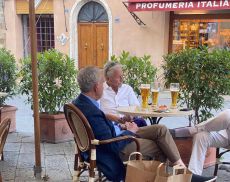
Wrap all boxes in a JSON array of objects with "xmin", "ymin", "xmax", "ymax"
[{"xmin": 119, "ymin": 115, "xmax": 139, "ymax": 133}]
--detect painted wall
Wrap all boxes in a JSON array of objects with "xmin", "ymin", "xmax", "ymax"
[
  {"xmin": 4, "ymin": 0, "xmax": 170, "ymax": 70},
  {"xmin": 5, "ymin": 0, "xmax": 24, "ymax": 60},
  {"xmin": 109, "ymin": 0, "xmax": 169, "ymax": 68}
]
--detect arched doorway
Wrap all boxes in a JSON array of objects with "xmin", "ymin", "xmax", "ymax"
[{"xmin": 77, "ymin": 1, "xmax": 108, "ymax": 69}]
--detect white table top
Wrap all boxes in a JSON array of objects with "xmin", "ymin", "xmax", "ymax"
[
  {"xmin": 0, "ymin": 92, "xmax": 7, "ymax": 97},
  {"xmin": 116, "ymin": 106, "xmax": 194, "ymax": 118}
]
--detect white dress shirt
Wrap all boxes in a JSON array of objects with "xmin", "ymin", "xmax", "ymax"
[{"xmin": 100, "ymin": 83, "xmax": 140, "ymax": 116}]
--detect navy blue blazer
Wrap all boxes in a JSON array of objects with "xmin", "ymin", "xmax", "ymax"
[{"xmin": 72, "ymin": 93, "xmax": 135, "ymax": 181}]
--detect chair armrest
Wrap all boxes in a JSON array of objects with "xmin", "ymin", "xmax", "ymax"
[{"xmin": 97, "ymin": 136, "xmax": 140, "ymax": 159}]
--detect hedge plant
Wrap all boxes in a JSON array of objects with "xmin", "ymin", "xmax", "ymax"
[
  {"xmin": 111, "ymin": 51, "xmax": 157, "ymax": 95},
  {"xmin": 163, "ymin": 47, "xmax": 230, "ymax": 123},
  {"xmin": 0, "ymin": 48, "xmax": 17, "ymax": 106},
  {"xmin": 19, "ymin": 49, "xmax": 79, "ymax": 114}
]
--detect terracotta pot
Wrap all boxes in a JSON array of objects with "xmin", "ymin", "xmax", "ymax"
[
  {"xmin": 0, "ymin": 105, "xmax": 17, "ymax": 132},
  {"xmin": 174, "ymin": 137, "xmax": 216, "ymax": 168},
  {"xmin": 39, "ymin": 113, "xmax": 73, "ymax": 143}
]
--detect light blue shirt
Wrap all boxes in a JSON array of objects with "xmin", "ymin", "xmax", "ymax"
[
  {"xmin": 83, "ymin": 94, "xmax": 123, "ymax": 136},
  {"xmin": 83, "ymin": 94, "xmax": 99, "ymax": 108}
]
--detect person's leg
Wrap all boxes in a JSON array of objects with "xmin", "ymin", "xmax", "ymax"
[
  {"xmin": 173, "ymin": 109, "xmax": 230, "ymax": 137},
  {"xmin": 188, "ymin": 131, "xmax": 229, "ymax": 175},
  {"xmin": 120, "ymin": 138, "xmax": 167, "ymax": 162},
  {"xmin": 196, "ymin": 109, "xmax": 230, "ymax": 133},
  {"xmin": 136, "ymin": 124, "xmax": 181, "ymax": 164}
]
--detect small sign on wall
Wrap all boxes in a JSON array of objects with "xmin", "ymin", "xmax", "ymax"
[{"xmin": 114, "ymin": 17, "xmax": 120, "ymax": 23}]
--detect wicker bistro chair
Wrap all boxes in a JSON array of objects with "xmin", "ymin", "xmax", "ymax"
[
  {"xmin": 64, "ymin": 103, "xmax": 140, "ymax": 182},
  {"xmin": 0, "ymin": 118, "xmax": 11, "ymax": 161},
  {"xmin": 214, "ymin": 146, "xmax": 230, "ymax": 176}
]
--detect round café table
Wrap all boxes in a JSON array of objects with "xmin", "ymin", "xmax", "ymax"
[{"xmin": 116, "ymin": 106, "xmax": 194, "ymax": 125}]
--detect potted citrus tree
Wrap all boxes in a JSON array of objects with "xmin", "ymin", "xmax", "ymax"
[
  {"xmin": 0, "ymin": 48, "xmax": 17, "ymax": 132},
  {"xmin": 19, "ymin": 49, "xmax": 79, "ymax": 143},
  {"xmin": 163, "ymin": 47, "xmax": 230, "ymax": 167}
]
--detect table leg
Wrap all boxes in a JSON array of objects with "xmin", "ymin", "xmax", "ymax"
[{"xmin": 148, "ymin": 117, "xmax": 163, "ymax": 125}]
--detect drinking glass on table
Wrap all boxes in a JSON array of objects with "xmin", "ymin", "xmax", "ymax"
[
  {"xmin": 170, "ymin": 83, "xmax": 179, "ymax": 109},
  {"xmin": 140, "ymin": 84, "xmax": 150, "ymax": 109},
  {"xmin": 151, "ymin": 82, "xmax": 160, "ymax": 108}
]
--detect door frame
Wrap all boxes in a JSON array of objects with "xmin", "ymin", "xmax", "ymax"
[{"xmin": 69, "ymin": 0, "xmax": 112, "ymax": 68}]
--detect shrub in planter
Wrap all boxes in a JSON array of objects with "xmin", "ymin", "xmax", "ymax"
[
  {"xmin": 111, "ymin": 51, "xmax": 157, "ymax": 95},
  {"xmin": 0, "ymin": 48, "xmax": 18, "ymax": 132},
  {"xmin": 163, "ymin": 47, "xmax": 230, "ymax": 124},
  {"xmin": 19, "ymin": 49, "xmax": 79, "ymax": 142}
]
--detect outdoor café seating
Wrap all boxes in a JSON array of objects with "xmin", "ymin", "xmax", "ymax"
[
  {"xmin": 0, "ymin": 118, "xmax": 11, "ymax": 182},
  {"xmin": 64, "ymin": 103, "xmax": 140, "ymax": 181},
  {"xmin": 214, "ymin": 146, "xmax": 230, "ymax": 176},
  {"xmin": 0, "ymin": 118, "xmax": 11, "ymax": 161}
]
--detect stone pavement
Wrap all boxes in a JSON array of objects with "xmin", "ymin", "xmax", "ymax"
[
  {"xmin": 1, "ymin": 94, "xmax": 230, "ymax": 181},
  {"xmin": 1, "ymin": 132, "xmax": 230, "ymax": 182},
  {"xmin": 1, "ymin": 132, "xmax": 75, "ymax": 181}
]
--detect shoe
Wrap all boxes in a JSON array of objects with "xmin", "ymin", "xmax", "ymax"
[
  {"xmin": 191, "ymin": 174, "xmax": 217, "ymax": 182},
  {"xmin": 169, "ymin": 127, "xmax": 192, "ymax": 138},
  {"xmin": 170, "ymin": 126, "xmax": 201, "ymax": 138}
]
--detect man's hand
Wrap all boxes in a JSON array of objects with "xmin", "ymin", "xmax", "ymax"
[
  {"xmin": 125, "ymin": 122, "xmax": 139, "ymax": 133},
  {"xmin": 120, "ymin": 115, "xmax": 133, "ymax": 123}
]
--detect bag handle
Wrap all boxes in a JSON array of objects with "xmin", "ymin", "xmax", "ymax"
[
  {"xmin": 156, "ymin": 163, "xmax": 164, "ymax": 175},
  {"xmin": 128, "ymin": 152, "xmax": 143, "ymax": 161},
  {"xmin": 172, "ymin": 164, "xmax": 187, "ymax": 175},
  {"xmin": 156, "ymin": 163, "xmax": 187, "ymax": 176}
]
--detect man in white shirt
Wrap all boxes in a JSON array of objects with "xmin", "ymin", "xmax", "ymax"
[
  {"xmin": 100, "ymin": 61, "xmax": 146, "ymax": 135},
  {"xmin": 174, "ymin": 109, "xmax": 230, "ymax": 175}
]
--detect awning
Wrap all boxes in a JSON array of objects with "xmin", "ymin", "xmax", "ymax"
[{"xmin": 126, "ymin": 0, "xmax": 230, "ymax": 12}]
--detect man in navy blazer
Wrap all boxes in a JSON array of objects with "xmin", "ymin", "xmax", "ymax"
[{"xmin": 73, "ymin": 66, "xmax": 216, "ymax": 182}]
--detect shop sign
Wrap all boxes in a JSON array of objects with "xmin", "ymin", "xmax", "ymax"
[{"xmin": 128, "ymin": 0, "xmax": 230, "ymax": 11}]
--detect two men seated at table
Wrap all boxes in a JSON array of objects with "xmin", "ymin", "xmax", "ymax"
[
  {"xmin": 73, "ymin": 66, "xmax": 216, "ymax": 182},
  {"xmin": 174, "ymin": 109, "xmax": 230, "ymax": 175}
]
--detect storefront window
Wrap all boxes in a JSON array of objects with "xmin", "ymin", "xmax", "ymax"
[{"xmin": 172, "ymin": 19, "xmax": 230, "ymax": 52}]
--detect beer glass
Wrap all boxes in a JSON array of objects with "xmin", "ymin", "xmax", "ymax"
[
  {"xmin": 140, "ymin": 84, "xmax": 150, "ymax": 109},
  {"xmin": 170, "ymin": 83, "xmax": 179, "ymax": 108},
  {"xmin": 151, "ymin": 82, "xmax": 160, "ymax": 108}
]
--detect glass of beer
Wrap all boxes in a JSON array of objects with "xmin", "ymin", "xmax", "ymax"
[
  {"xmin": 151, "ymin": 82, "xmax": 160, "ymax": 108},
  {"xmin": 170, "ymin": 83, "xmax": 179, "ymax": 109},
  {"xmin": 140, "ymin": 84, "xmax": 150, "ymax": 109}
]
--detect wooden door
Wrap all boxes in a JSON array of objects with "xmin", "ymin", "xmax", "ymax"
[
  {"xmin": 78, "ymin": 23, "xmax": 94, "ymax": 69},
  {"xmin": 78, "ymin": 23, "xmax": 108, "ymax": 69},
  {"xmin": 95, "ymin": 23, "xmax": 108, "ymax": 68}
]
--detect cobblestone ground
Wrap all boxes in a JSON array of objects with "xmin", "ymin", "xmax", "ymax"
[{"xmin": 0, "ymin": 94, "xmax": 230, "ymax": 181}]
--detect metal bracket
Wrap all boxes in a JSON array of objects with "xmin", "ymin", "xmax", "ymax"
[
  {"xmin": 123, "ymin": 2, "xmax": 146, "ymax": 26},
  {"xmin": 33, "ymin": 165, "xmax": 42, "ymax": 179}
]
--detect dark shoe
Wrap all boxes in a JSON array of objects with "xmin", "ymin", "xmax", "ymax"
[{"xmin": 191, "ymin": 174, "xmax": 217, "ymax": 182}]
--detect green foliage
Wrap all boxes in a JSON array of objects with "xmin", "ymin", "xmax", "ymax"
[
  {"xmin": 0, "ymin": 48, "xmax": 17, "ymax": 106},
  {"xmin": 111, "ymin": 51, "xmax": 157, "ymax": 95},
  {"xmin": 163, "ymin": 47, "xmax": 230, "ymax": 123},
  {"xmin": 19, "ymin": 49, "xmax": 79, "ymax": 114}
]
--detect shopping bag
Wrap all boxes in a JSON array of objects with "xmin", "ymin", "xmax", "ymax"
[
  {"xmin": 125, "ymin": 152, "xmax": 162, "ymax": 182},
  {"xmin": 154, "ymin": 163, "xmax": 192, "ymax": 182}
]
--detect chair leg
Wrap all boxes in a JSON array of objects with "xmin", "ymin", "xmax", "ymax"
[
  {"xmin": 98, "ymin": 171, "xmax": 102, "ymax": 182},
  {"xmin": 214, "ymin": 148, "xmax": 220, "ymax": 176},
  {"xmin": 73, "ymin": 153, "xmax": 81, "ymax": 182},
  {"xmin": 214, "ymin": 163, "xmax": 219, "ymax": 176}
]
